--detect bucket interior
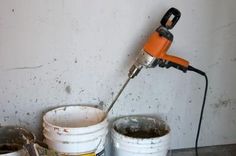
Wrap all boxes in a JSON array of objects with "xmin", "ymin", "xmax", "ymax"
[
  {"xmin": 0, "ymin": 126, "xmax": 34, "ymax": 154},
  {"xmin": 44, "ymin": 106, "xmax": 106, "ymax": 128},
  {"xmin": 114, "ymin": 116, "xmax": 169, "ymax": 138}
]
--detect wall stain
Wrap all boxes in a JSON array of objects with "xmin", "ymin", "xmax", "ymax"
[
  {"xmin": 208, "ymin": 62, "xmax": 219, "ymax": 68},
  {"xmin": 111, "ymin": 92, "xmax": 114, "ymax": 96},
  {"xmin": 4, "ymin": 116, "xmax": 9, "ymax": 122},
  {"xmin": 65, "ymin": 85, "xmax": 71, "ymax": 94},
  {"xmin": 56, "ymin": 79, "xmax": 62, "ymax": 84},
  {"xmin": 79, "ymin": 89, "xmax": 84, "ymax": 94},
  {"xmin": 213, "ymin": 21, "xmax": 236, "ymax": 32},
  {"xmin": 18, "ymin": 119, "xmax": 30, "ymax": 126},
  {"xmin": 98, "ymin": 101, "xmax": 105, "ymax": 109},
  {"xmin": 214, "ymin": 98, "xmax": 232, "ymax": 109},
  {"xmin": 230, "ymin": 58, "xmax": 236, "ymax": 62}
]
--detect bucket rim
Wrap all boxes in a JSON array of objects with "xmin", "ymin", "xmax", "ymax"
[
  {"xmin": 43, "ymin": 105, "xmax": 108, "ymax": 134},
  {"xmin": 111, "ymin": 115, "xmax": 171, "ymax": 143}
]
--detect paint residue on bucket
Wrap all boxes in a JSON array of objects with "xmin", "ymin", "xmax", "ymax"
[{"xmin": 43, "ymin": 105, "xmax": 108, "ymax": 155}]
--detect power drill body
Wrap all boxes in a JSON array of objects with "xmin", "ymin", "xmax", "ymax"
[
  {"xmin": 107, "ymin": 8, "xmax": 192, "ymax": 114},
  {"xmin": 129, "ymin": 8, "xmax": 189, "ymax": 78}
]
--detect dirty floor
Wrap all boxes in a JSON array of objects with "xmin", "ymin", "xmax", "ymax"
[{"xmin": 170, "ymin": 144, "xmax": 236, "ymax": 156}]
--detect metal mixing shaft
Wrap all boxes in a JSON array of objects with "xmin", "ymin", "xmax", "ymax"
[
  {"xmin": 106, "ymin": 77, "xmax": 131, "ymax": 114},
  {"xmin": 105, "ymin": 51, "xmax": 157, "ymax": 114}
]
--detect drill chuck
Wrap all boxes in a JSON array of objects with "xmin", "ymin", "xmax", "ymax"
[
  {"xmin": 128, "ymin": 50, "xmax": 157, "ymax": 78},
  {"xmin": 128, "ymin": 64, "xmax": 142, "ymax": 78}
]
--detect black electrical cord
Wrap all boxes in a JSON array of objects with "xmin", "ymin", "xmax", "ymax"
[{"xmin": 188, "ymin": 65, "xmax": 208, "ymax": 156}]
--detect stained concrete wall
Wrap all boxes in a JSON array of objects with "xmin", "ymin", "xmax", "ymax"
[{"xmin": 0, "ymin": 0, "xmax": 236, "ymax": 149}]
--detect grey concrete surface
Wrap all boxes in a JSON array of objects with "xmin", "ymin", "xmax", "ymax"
[{"xmin": 170, "ymin": 144, "xmax": 236, "ymax": 156}]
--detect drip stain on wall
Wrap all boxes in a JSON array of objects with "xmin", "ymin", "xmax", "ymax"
[{"xmin": 65, "ymin": 86, "xmax": 71, "ymax": 94}]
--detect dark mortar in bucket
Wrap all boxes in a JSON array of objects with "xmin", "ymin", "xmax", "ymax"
[
  {"xmin": 0, "ymin": 144, "xmax": 22, "ymax": 154},
  {"xmin": 114, "ymin": 116, "xmax": 169, "ymax": 139},
  {"xmin": 0, "ymin": 126, "xmax": 35, "ymax": 154}
]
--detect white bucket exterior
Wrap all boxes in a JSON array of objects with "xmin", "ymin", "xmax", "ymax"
[
  {"xmin": 111, "ymin": 116, "xmax": 170, "ymax": 156},
  {"xmin": 43, "ymin": 106, "xmax": 108, "ymax": 155}
]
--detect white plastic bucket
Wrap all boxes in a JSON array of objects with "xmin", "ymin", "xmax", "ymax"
[
  {"xmin": 43, "ymin": 106, "xmax": 108, "ymax": 155},
  {"xmin": 111, "ymin": 116, "xmax": 170, "ymax": 156}
]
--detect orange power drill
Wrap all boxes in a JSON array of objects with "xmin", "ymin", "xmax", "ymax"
[
  {"xmin": 107, "ymin": 8, "xmax": 190, "ymax": 113},
  {"xmin": 129, "ymin": 7, "xmax": 189, "ymax": 78}
]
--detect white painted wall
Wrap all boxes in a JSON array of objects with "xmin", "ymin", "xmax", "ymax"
[{"xmin": 0, "ymin": 0, "xmax": 236, "ymax": 150}]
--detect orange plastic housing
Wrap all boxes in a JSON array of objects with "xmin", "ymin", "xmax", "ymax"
[{"xmin": 144, "ymin": 32, "xmax": 189, "ymax": 68}]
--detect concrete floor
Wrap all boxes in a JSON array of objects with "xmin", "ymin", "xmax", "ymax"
[{"xmin": 170, "ymin": 144, "xmax": 236, "ymax": 156}]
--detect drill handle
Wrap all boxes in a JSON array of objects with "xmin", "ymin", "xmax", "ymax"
[
  {"xmin": 161, "ymin": 7, "xmax": 181, "ymax": 29},
  {"xmin": 159, "ymin": 54, "xmax": 189, "ymax": 72}
]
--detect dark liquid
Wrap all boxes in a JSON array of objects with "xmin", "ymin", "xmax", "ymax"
[
  {"xmin": 0, "ymin": 144, "xmax": 22, "ymax": 154},
  {"xmin": 122, "ymin": 128, "xmax": 168, "ymax": 138}
]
